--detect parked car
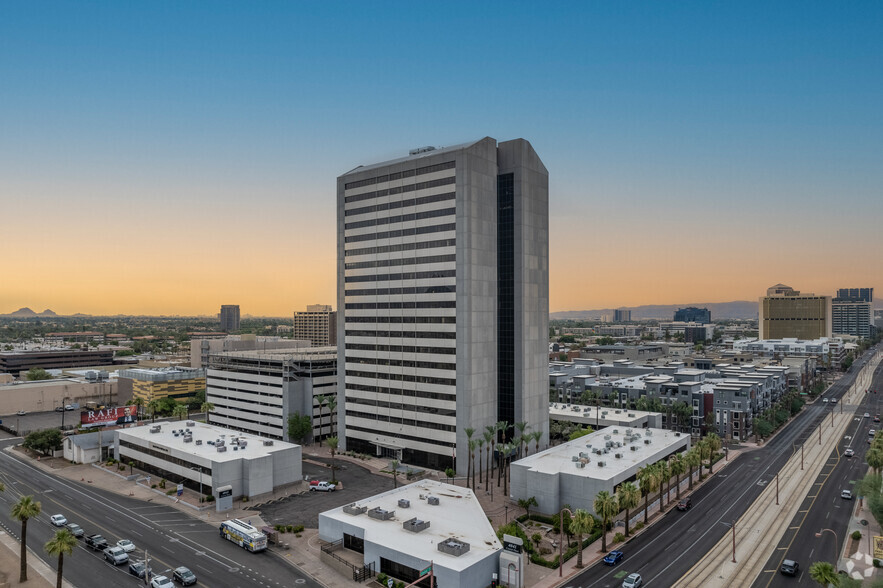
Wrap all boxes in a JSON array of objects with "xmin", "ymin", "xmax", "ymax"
[
  {"xmin": 16, "ymin": 410, "xmax": 26, "ymax": 416},
  {"xmin": 64, "ymin": 404, "xmax": 75, "ymax": 411},
  {"xmin": 845, "ymin": 448, "xmax": 855, "ymax": 458},
  {"xmin": 129, "ymin": 560, "xmax": 153, "ymax": 579},
  {"xmin": 54, "ymin": 406, "xmax": 64, "ymax": 412},
  {"xmin": 842, "ymin": 489, "xmax": 853, "ymax": 500},
  {"xmin": 116, "ymin": 539, "xmax": 136, "ymax": 553},
  {"xmin": 677, "ymin": 498, "xmax": 692, "ymax": 511},
  {"xmin": 822, "ymin": 398, "xmax": 829, "ymax": 403},
  {"xmin": 85, "ymin": 534, "xmax": 108, "ymax": 551},
  {"xmin": 603, "ymin": 550, "xmax": 624, "ymax": 565},
  {"xmin": 874, "ymin": 414, "xmax": 880, "ymax": 423},
  {"xmin": 870, "ymin": 430, "xmax": 877, "ymax": 437},
  {"xmin": 66, "ymin": 523, "xmax": 84, "ymax": 538},
  {"xmin": 103, "ymin": 546, "xmax": 129, "ymax": 566},
  {"xmin": 622, "ymin": 573, "xmax": 643, "ymax": 588},
  {"xmin": 151, "ymin": 575, "xmax": 174, "ymax": 588},
  {"xmin": 310, "ymin": 481, "xmax": 336, "ymax": 492},
  {"xmin": 865, "ymin": 413, "xmax": 871, "ymax": 418},
  {"xmin": 172, "ymin": 566, "xmax": 197, "ymax": 586},
  {"xmin": 50, "ymin": 514, "xmax": 67, "ymax": 527},
  {"xmin": 780, "ymin": 559, "xmax": 799, "ymax": 576}
]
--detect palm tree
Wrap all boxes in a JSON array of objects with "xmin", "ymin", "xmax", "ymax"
[
  {"xmin": 477, "ymin": 437, "xmax": 485, "ymax": 485},
  {"xmin": 686, "ymin": 448, "xmax": 701, "ymax": 489},
  {"xmin": 670, "ymin": 454, "xmax": 686, "ymax": 499},
  {"xmin": 200, "ymin": 401, "xmax": 215, "ymax": 422},
  {"xmin": 697, "ymin": 439, "xmax": 711, "ymax": 477},
  {"xmin": 326, "ymin": 396, "xmax": 338, "ymax": 437},
  {"xmin": 483, "ymin": 429, "xmax": 493, "ymax": 492},
  {"xmin": 657, "ymin": 460, "xmax": 671, "ymax": 508},
  {"xmin": 132, "ymin": 396, "xmax": 145, "ymax": 421},
  {"xmin": 518, "ymin": 496, "xmax": 538, "ymax": 520},
  {"xmin": 468, "ymin": 438, "xmax": 478, "ymax": 491},
  {"xmin": 532, "ymin": 430, "xmax": 542, "ymax": 454},
  {"xmin": 12, "ymin": 495, "xmax": 42, "ymax": 582},
  {"xmin": 593, "ymin": 491, "xmax": 619, "ymax": 553},
  {"xmin": 867, "ymin": 446, "xmax": 883, "ymax": 475},
  {"xmin": 616, "ymin": 482, "xmax": 640, "ymax": 537},
  {"xmin": 172, "ymin": 404, "xmax": 189, "ymax": 421},
  {"xmin": 147, "ymin": 399, "xmax": 159, "ymax": 423},
  {"xmin": 44, "ymin": 529, "xmax": 77, "ymax": 588},
  {"xmin": 390, "ymin": 459, "xmax": 399, "ymax": 488},
  {"xmin": 495, "ymin": 421, "xmax": 510, "ymax": 487},
  {"xmin": 515, "ymin": 421, "xmax": 530, "ymax": 456},
  {"xmin": 326, "ymin": 436, "xmax": 339, "ymax": 482},
  {"xmin": 808, "ymin": 561, "xmax": 838, "ymax": 587},
  {"xmin": 463, "ymin": 427, "xmax": 475, "ymax": 486},
  {"xmin": 637, "ymin": 464, "xmax": 659, "ymax": 524},
  {"xmin": 570, "ymin": 509, "xmax": 595, "ymax": 568},
  {"xmin": 705, "ymin": 433, "xmax": 722, "ymax": 474}
]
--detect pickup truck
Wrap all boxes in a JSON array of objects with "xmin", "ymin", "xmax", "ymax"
[
  {"xmin": 85, "ymin": 534, "xmax": 108, "ymax": 551},
  {"xmin": 310, "ymin": 481, "xmax": 336, "ymax": 492}
]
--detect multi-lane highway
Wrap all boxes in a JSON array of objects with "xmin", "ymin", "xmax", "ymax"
[
  {"xmin": 564, "ymin": 348, "xmax": 878, "ymax": 588},
  {"xmin": 0, "ymin": 438, "xmax": 321, "ymax": 588}
]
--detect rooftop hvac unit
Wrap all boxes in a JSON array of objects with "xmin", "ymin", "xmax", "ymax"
[
  {"xmin": 613, "ymin": 429, "xmax": 619, "ymax": 434},
  {"xmin": 263, "ymin": 440, "xmax": 274, "ymax": 446},
  {"xmin": 239, "ymin": 440, "xmax": 247, "ymax": 448},
  {"xmin": 575, "ymin": 462, "xmax": 585, "ymax": 468},
  {"xmin": 186, "ymin": 421, "xmax": 195, "ymax": 427},
  {"xmin": 615, "ymin": 453, "xmax": 622, "ymax": 459},
  {"xmin": 630, "ymin": 446, "xmax": 638, "ymax": 451},
  {"xmin": 183, "ymin": 436, "xmax": 193, "ymax": 443},
  {"xmin": 604, "ymin": 435, "xmax": 611, "ymax": 441},
  {"xmin": 629, "ymin": 413, "xmax": 635, "ymax": 417},
  {"xmin": 597, "ymin": 461, "xmax": 605, "ymax": 467},
  {"xmin": 398, "ymin": 499, "xmax": 410, "ymax": 508},
  {"xmin": 233, "ymin": 446, "xmax": 238, "ymax": 451},
  {"xmin": 579, "ymin": 452, "xmax": 588, "ymax": 458},
  {"xmin": 428, "ymin": 496, "xmax": 440, "ymax": 506},
  {"xmin": 645, "ymin": 430, "xmax": 652, "ymax": 436},
  {"xmin": 644, "ymin": 439, "xmax": 652, "ymax": 444},
  {"xmin": 195, "ymin": 440, "xmax": 202, "ymax": 445},
  {"xmin": 675, "ymin": 432, "xmax": 681, "ymax": 437},
  {"xmin": 149, "ymin": 426, "xmax": 161, "ymax": 434},
  {"xmin": 216, "ymin": 439, "xmax": 225, "ymax": 446},
  {"xmin": 217, "ymin": 445, "xmax": 227, "ymax": 453},
  {"xmin": 572, "ymin": 455, "xmax": 579, "ymax": 462}
]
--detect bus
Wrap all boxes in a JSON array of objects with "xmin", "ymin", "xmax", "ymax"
[{"xmin": 219, "ymin": 519, "xmax": 267, "ymax": 552}]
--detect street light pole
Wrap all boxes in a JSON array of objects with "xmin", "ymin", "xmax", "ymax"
[
  {"xmin": 776, "ymin": 473, "xmax": 779, "ymax": 505},
  {"xmin": 731, "ymin": 520, "xmax": 737, "ymax": 563},
  {"xmin": 815, "ymin": 528, "xmax": 839, "ymax": 563},
  {"xmin": 559, "ymin": 507, "xmax": 573, "ymax": 577}
]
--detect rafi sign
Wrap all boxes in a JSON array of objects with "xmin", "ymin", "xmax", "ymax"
[{"xmin": 80, "ymin": 406, "xmax": 138, "ymax": 428}]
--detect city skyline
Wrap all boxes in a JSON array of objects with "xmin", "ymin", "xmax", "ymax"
[{"xmin": 2, "ymin": 2, "xmax": 881, "ymax": 316}]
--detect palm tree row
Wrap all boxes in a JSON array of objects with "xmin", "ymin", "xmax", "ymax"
[{"xmin": 462, "ymin": 421, "xmax": 545, "ymax": 492}]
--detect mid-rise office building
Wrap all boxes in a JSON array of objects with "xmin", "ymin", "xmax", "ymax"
[
  {"xmin": 219, "ymin": 305, "xmax": 241, "ymax": 333},
  {"xmin": 614, "ymin": 309, "xmax": 632, "ymax": 322},
  {"xmin": 759, "ymin": 284, "xmax": 832, "ymax": 339},
  {"xmin": 837, "ymin": 288, "xmax": 873, "ymax": 303},
  {"xmin": 117, "ymin": 367, "xmax": 206, "ymax": 404},
  {"xmin": 190, "ymin": 334, "xmax": 310, "ymax": 369},
  {"xmin": 832, "ymin": 287, "xmax": 874, "ymax": 338},
  {"xmin": 293, "ymin": 304, "xmax": 337, "ymax": 346},
  {"xmin": 337, "ymin": 138, "xmax": 549, "ymax": 473},
  {"xmin": 674, "ymin": 307, "xmax": 711, "ymax": 323}
]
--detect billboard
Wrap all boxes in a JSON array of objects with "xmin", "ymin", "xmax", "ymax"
[{"xmin": 80, "ymin": 406, "xmax": 138, "ymax": 428}]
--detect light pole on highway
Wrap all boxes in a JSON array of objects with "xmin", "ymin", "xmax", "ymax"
[
  {"xmin": 815, "ymin": 528, "xmax": 839, "ymax": 563},
  {"xmin": 731, "ymin": 520, "xmax": 737, "ymax": 563}
]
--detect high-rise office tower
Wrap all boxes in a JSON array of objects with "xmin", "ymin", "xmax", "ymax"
[
  {"xmin": 293, "ymin": 304, "xmax": 337, "ymax": 346},
  {"xmin": 833, "ymin": 288, "xmax": 874, "ymax": 338},
  {"xmin": 337, "ymin": 138, "xmax": 549, "ymax": 473},
  {"xmin": 613, "ymin": 309, "xmax": 631, "ymax": 322},
  {"xmin": 759, "ymin": 285, "xmax": 831, "ymax": 339},
  {"xmin": 219, "ymin": 305, "xmax": 240, "ymax": 333},
  {"xmin": 674, "ymin": 307, "xmax": 711, "ymax": 323}
]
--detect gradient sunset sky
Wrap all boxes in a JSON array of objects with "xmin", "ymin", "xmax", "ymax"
[{"xmin": 2, "ymin": 2, "xmax": 881, "ymax": 316}]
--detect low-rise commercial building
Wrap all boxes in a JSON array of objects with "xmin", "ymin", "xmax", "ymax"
[
  {"xmin": 115, "ymin": 421, "xmax": 301, "ymax": 499},
  {"xmin": 511, "ymin": 427, "xmax": 690, "ymax": 516},
  {"xmin": 117, "ymin": 367, "xmax": 205, "ymax": 404},
  {"xmin": 190, "ymin": 334, "xmax": 311, "ymax": 369},
  {"xmin": 319, "ymin": 480, "xmax": 501, "ymax": 588},
  {"xmin": 0, "ymin": 349, "xmax": 115, "ymax": 375},
  {"xmin": 549, "ymin": 403, "xmax": 662, "ymax": 429}
]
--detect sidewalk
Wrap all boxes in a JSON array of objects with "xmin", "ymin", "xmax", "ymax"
[
  {"xmin": 841, "ymin": 494, "xmax": 881, "ymax": 582},
  {"xmin": 0, "ymin": 529, "xmax": 67, "ymax": 588}
]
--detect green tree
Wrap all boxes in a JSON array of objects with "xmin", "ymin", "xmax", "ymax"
[
  {"xmin": 390, "ymin": 460, "xmax": 400, "ymax": 488},
  {"xmin": 657, "ymin": 459, "xmax": 671, "ymax": 508},
  {"xmin": 477, "ymin": 437, "xmax": 485, "ymax": 484},
  {"xmin": 326, "ymin": 396, "xmax": 338, "ymax": 437},
  {"xmin": 593, "ymin": 490, "xmax": 619, "ymax": 553},
  {"xmin": 616, "ymin": 482, "xmax": 640, "ymax": 537},
  {"xmin": 444, "ymin": 467, "xmax": 456, "ymax": 483},
  {"xmin": 23, "ymin": 429, "xmax": 63, "ymax": 457},
  {"xmin": 685, "ymin": 448, "xmax": 701, "ymax": 489},
  {"xmin": 44, "ymin": 529, "xmax": 77, "ymax": 588},
  {"xmin": 518, "ymin": 496, "xmax": 538, "ymax": 520},
  {"xmin": 638, "ymin": 464, "xmax": 659, "ymax": 524},
  {"xmin": 868, "ymin": 446, "xmax": 883, "ymax": 475},
  {"xmin": 464, "ymin": 427, "xmax": 475, "ymax": 488},
  {"xmin": 697, "ymin": 439, "xmax": 711, "ymax": 477},
  {"xmin": 287, "ymin": 412, "xmax": 312, "ymax": 444},
  {"xmin": 515, "ymin": 421, "xmax": 530, "ymax": 456},
  {"xmin": 147, "ymin": 399, "xmax": 159, "ymax": 423},
  {"xmin": 568, "ymin": 426, "xmax": 594, "ymax": 441},
  {"xmin": 468, "ymin": 438, "xmax": 478, "ymax": 491},
  {"xmin": 754, "ymin": 418, "xmax": 774, "ymax": 440},
  {"xmin": 808, "ymin": 561, "xmax": 838, "ymax": 587},
  {"xmin": 705, "ymin": 433, "xmax": 722, "ymax": 474},
  {"xmin": 326, "ymin": 436, "xmax": 339, "ymax": 482},
  {"xmin": 670, "ymin": 454, "xmax": 686, "ymax": 499},
  {"xmin": 570, "ymin": 509, "xmax": 595, "ymax": 568},
  {"xmin": 12, "ymin": 495, "xmax": 42, "ymax": 582},
  {"xmin": 200, "ymin": 401, "xmax": 215, "ymax": 422},
  {"xmin": 26, "ymin": 367, "xmax": 53, "ymax": 381},
  {"xmin": 172, "ymin": 404, "xmax": 189, "ymax": 421},
  {"xmin": 483, "ymin": 429, "xmax": 493, "ymax": 492}
]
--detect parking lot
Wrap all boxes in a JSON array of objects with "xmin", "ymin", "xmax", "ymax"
[{"xmin": 256, "ymin": 456, "xmax": 397, "ymax": 528}]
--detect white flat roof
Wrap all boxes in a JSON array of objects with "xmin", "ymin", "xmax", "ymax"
[
  {"xmin": 513, "ymin": 427, "xmax": 688, "ymax": 481},
  {"xmin": 117, "ymin": 422, "xmax": 298, "ymax": 463},
  {"xmin": 320, "ymin": 480, "xmax": 500, "ymax": 572},
  {"xmin": 549, "ymin": 403, "xmax": 657, "ymax": 426}
]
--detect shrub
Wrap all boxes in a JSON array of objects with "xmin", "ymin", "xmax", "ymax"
[
  {"xmin": 166, "ymin": 489, "xmax": 176, "ymax": 495},
  {"xmin": 377, "ymin": 573, "xmax": 388, "ymax": 585},
  {"xmin": 205, "ymin": 495, "xmax": 215, "ymax": 502},
  {"xmin": 151, "ymin": 484, "xmax": 157, "ymax": 489},
  {"xmin": 853, "ymin": 530, "xmax": 862, "ymax": 540},
  {"xmin": 293, "ymin": 524, "xmax": 304, "ymax": 533},
  {"xmin": 634, "ymin": 521, "xmax": 645, "ymax": 531},
  {"xmin": 286, "ymin": 525, "xmax": 294, "ymax": 533},
  {"xmin": 539, "ymin": 547, "xmax": 552, "ymax": 555},
  {"xmin": 874, "ymin": 558, "xmax": 881, "ymax": 568},
  {"xmin": 613, "ymin": 532, "xmax": 626, "ymax": 544}
]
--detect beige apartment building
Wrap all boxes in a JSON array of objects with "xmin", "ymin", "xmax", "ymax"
[
  {"xmin": 759, "ymin": 284, "xmax": 832, "ymax": 339},
  {"xmin": 292, "ymin": 304, "xmax": 336, "ymax": 346}
]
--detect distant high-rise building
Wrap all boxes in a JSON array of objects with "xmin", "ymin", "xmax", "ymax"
[
  {"xmin": 674, "ymin": 307, "xmax": 711, "ymax": 323},
  {"xmin": 832, "ymin": 287, "xmax": 874, "ymax": 338},
  {"xmin": 293, "ymin": 304, "xmax": 337, "ymax": 346},
  {"xmin": 219, "ymin": 305, "xmax": 240, "ymax": 333},
  {"xmin": 337, "ymin": 137, "xmax": 549, "ymax": 473},
  {"xmin": 759, "ymin": 285, "xmax": 831, "ymax": 339},
  {"xmin": 613, "ymin": 309, "xmax": 631, "ymax": 322}
]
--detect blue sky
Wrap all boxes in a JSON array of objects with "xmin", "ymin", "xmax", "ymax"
[{"xmin": 1, "ymin": 2, "xmax": 881, "ymax": 314}]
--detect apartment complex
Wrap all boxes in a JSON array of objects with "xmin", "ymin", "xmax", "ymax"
[
  {"xmin": 219, "ymin": 304, "xmax": 241, "ymax": 333},
  {"xmin": 293, "ymin": 304, "xmax": 337, "ymax": 346},
  {"xmin": 759, "ymin": 284, "xmax": 832, "ymax": 339},
  {"xmin": 337, "ymin": 138, "xmax": 549, "ymax": 473},
  {"xmin": 832, "ymin": 287, "xmax": 874, "ymax": 338},
  {"xmin": 205, "ymin": 347, "xmax": 337, "ymax": 442}
]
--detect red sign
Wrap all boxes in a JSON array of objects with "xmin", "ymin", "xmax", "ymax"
[{"xmin": 80, "ymin": 406, "xmax": 138, "ymax": 427}]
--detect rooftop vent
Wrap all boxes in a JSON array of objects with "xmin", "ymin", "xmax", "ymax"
[
  {"xmin": 409, "ymin": 146, "xmax": 437, "ymax": 156},
  {"xmin": 217, "ymin": 445, "xmax": 227, "ymax": 453},
  {"xmin": 186, "ymin": 421, "xmax": 195, "ymax": 427},
  {"xmin": 437, "ymin": 539, "xmax": 470, "ymax": 557},
  {"xmin": 644, "ymin": 439, "xmax": 651, "ymax": 445},
  {"xmin": 343, "ymin": 504, "xmax": 367, "ymax": 516},
  {"xmin": 398, "ymin": 499, "xmax": 410, "ymax": 509},
  {"xmin": 367, "ymin": 507, "xmax": 395, "ymax": 521},
  {"xmin": 615, "ymin": 453, "xmax": 623, "ymax": 459},
  {"xmin": 403, "ymin": 518, "xmax": 431, "ymax": 533},
  {"xmin": 597, "ymin": 461, "xmax": 606, "ymax": 467},
  {"xmin": 427, "ymin": 496, "xmax": 440, "ymax": 506},
  {"xmin": 572, "ymin": 455, "xmax": 580, "ymax": 462},
  {"xmin": 149, "ymin": 426, "xmax": 161, "ymax": 434},
  {"xmin": 195, "ymin": 440, "xmax": 202, "ymax": 445},
  {"xmin": 575, "ymin": 461, "xmax": 585, "ymax": 469},
  {"xmin": 630, "ymin": 445, "xmax": 638, "ymax": 451},
  {"xmin": 183, "ymin": 436, "xmax": 193, "ymax": 443},
  {"xmin": 263, "ymin": 440, "xmax": 274, "ymax": 446}
]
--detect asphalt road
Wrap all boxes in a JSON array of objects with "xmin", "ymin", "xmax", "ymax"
[
  {"xmin": 755, "ymin": 356, "xmax": 883, "ymax": 587},
  {"xmin": 0, "ymin": 438, "xmax": 322, "ymax": 588},
  {"xmin": 564, "ymin": 351, "xmax": 876, "ymax": 588}
]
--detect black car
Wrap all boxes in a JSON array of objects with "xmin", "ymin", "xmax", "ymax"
[
  {"xmin": 172, "ymin": 566, "xmax": 197, "ymax": 586},
  {"xmin": 129, "ymin": 561, "xmax": 153, "ymax": 579},
  {"xmin": 85, "ymin": 534, "xmax": 108, "ymax": 551},
  {"xmin": 780, "ymin": 559, "xmax": 799, "ymax": 576},
  {"xmin": 677, "ymin": 497, "xmax": 692, "ymax": 511}
]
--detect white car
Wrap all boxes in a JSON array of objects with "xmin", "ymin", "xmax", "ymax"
[
  {"xmin": 50, "ymin": 514, "xmax": 67, "ymax": 527},
  {"xmin": 16, "ymin": 410, "xmax": 27, "ymax": 416},
  {"xmin": 151, "ymin": 575, "xmax": 174, "ymax": 588},
  {"xmin": 623, "ymin": 573, "xmax": 643, "ymax": 588},
  {"xmin": 116, "ymin": 539, "xmax": 136, "ymax": 553},
  {"xmin": 822, "ymin": 398, "xmax": 829, "ymax": 403},
  {"xmin": 845, "ymin": 448, "xmax": 855, "ymax": 457},
  {"xmin": 842, "ymin": 489, "xmax": 853, "ymax": 500},
  {"xmin": 865, "ymin": 413, "xmax": 871, "ymax": 418}
]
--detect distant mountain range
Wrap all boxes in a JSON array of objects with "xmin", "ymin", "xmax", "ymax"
[
  {"xmin": 0, "ymin": 307, "xmax": 59, "ymax": 318},
  {"xmin": 551, "ymin": 301, "xmax": 759, "ymax": 321}
]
